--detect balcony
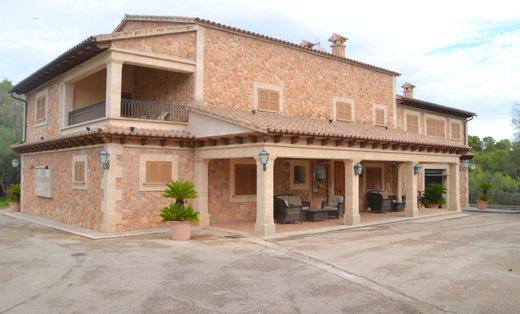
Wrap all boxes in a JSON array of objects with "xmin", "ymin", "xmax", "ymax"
[{"xmin": 67, "ymin": 99, "xmax": 189, "ymax": 126}]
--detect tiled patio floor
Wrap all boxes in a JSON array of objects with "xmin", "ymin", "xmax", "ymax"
[{"xmin": 211, "ymin": 208, "xmax": 453, "ymax": 235}]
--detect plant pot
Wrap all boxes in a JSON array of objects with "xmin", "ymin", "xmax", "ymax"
[
  {"xmin": 477, "ymin": 200, "xmax": 488, "ymax": 210},
  {"xmin": 426, "ymin": 203, "xmax": 439, "ymax": 209},
  {"xmin": 170, "ymin": 221, "xmax": 192, "ymax": 241},
  {"xmin": 9, "ymin": 202, "xmax": 20, "ymax": 212}
]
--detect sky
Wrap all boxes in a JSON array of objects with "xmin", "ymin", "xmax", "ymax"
[{"xmin": 1, "ymin": 0, "xmax": 519, "ymax": 140}]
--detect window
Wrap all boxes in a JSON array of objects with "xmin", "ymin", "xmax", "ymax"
[
  {"xmin": 234, "ymin": 164, "xmax": 256, "ymax": 195},
  {"xmin": 294, "ymin": 166, "xmax": 305, "ymax": 184},
  {"xmin": 258, "ymin": 89, "xmax": 280, "ymax": 112},
  {"xmin": 72, "ymin": 155, "xmax": 87, "ymax": 190},
  {"xmin": 451, "ymin": 121, "xmax": 462, "ymax": 141},
  {"xmin": 336, "ymin": 102, "xmax": 352, "ymax": 121},
  {"xmin": 406, "ymin": 113, "xmax": 419, "ymax": 134},
  {"xmin": 373, "ymin": 105, "xmax": 386, "ymax": 126},
  {"xmin": 426, "ymin": 117, "xmax": 445, "ymax": 137},
  {"xmin": 289, "ymin": 160, "xmax": 309, "ymax": 190},
  {"xmin": 35, "ymin": 92, "xmax": 47, "ymax": 124},
  {"xmin": 145, "ymin": 161, "xmax": 172, "ymax": 184},
  {"xmin": 365, "ymin": 166, "xmax": 383, "ymax": 190}
]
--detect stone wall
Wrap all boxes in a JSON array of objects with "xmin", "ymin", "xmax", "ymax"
[
  {"xmin": 203, "ymin": 28, "xmax": 395, "ymax": 124},
  {"xmin": 25, "ymin": 79, "xmax": 62, "ymax": 142},
  {"xmin": 111, "ymin": 32, "xmax": 196, "ymax": 61},
  {"xmin": 132, "ymin": 65, "xmax": 194, "ymax": 105},
  {"xmin": 22, "ymin": 147, "xmax": 104, "ymax": 230}
]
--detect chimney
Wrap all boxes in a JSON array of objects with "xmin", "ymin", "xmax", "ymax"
[
  {"xmin": 328, "ymin": 33, "xmax": 347, "ymax": 58},
  {"xmin": 300, "ymin": 40, "xmax": 315, "ymax": 49},
  {"xmin": 401, "ymin": 82, "xmax": 416, "ymax": 98}
]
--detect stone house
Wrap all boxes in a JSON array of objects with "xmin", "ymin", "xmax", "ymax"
[{"xmin": 10, "ymin": 15, "xmax": 475, "ymax": 236}]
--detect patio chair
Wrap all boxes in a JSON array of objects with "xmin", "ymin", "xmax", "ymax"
[
  {"xmin": 321, "ymin": 195, "xmax": 344, "ymax": 219},
  {"xmin": 366, "ymin": 191, "xmax": 393, "ymax": 212},
  {"xmin": 274, "ymin": 195, "xmax": 310, "ymax": 224}
]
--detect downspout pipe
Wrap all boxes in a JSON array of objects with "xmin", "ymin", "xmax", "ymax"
[
  {"xmin": 464, "ymin": 115, "xmax": 475, "ymax": 146},
  {"xmin": 9, "ymin": 92, "xmax": 27, "ymax": 143}
]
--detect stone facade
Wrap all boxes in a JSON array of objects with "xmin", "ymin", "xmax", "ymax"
[
  {"xmin": 22, "ymin": 147, "xmax": 104, "ymax": 230},
  {"xmin": 25, "ymin": 79, "xmax": 62, "ymax": 142},
  {"xmin": 111, "ymin": 32, "xmax": 196, "ymax": 61}
]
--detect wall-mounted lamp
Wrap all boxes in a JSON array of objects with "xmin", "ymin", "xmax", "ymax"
[
  {"xmin": 353, "ymin": 162, "xmax": 363, "ymax": 176},
  {"xmin": 258, "ymin": 149, "xmax": 269, "ymax": 171},
  {"xmin": 413, "ymin": 163, "xmax": 422, "ymax": 175},
  {"xmin": 130, "ymin": 126, "xmax": 135, "ymax": 132},
  {"xmin": 98, "ymin": 149, "xmax": 110, "ymax": 170},
  {"xmin": 470, "ymin": 163, "xmax": 476, "ymax": 170},
  {"xmin": 11, "ymin": 159, "xmax": 19, "ymax": 168}
]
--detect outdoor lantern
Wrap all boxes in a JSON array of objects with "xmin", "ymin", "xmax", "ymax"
[
  {"xmin": 98, "ymin": 150, "xmax": 110, "ymax": 170},
  {"xmin": 353, "ymin": 162, "xmax": 363, "ymax": 176},
  {"xmin": 461, "ymin": 160, "xmax": 470, "ymax": 171},
  {"xmin": 469, "ymin": 163, "xmax": 476, "ymax": 170},
  {"xmin": 11, "ymin": 159, "xmax": 19, "ymax": 168},
  {"xmin": 258, "ymin": 149, "xmax": 270, "ymax": 171},
  {"xmin": 413, "ymin": 163, "xmax": 422, "ymax": 175}
]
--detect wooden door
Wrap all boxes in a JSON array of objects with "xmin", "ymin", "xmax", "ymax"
[
  {"xmin": 334, "ymin": 161, "xmax": 345, "ymax": 195},
  {"xmin": 365, "ymin": 167, "xmax": 383, "ymax": 191}
]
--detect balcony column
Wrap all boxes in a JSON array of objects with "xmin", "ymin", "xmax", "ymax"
[
  {"xmin": 105, "ymin": 60, "xmax": 123, "ymax": 118},
  {"xmin": 448, "ymin": 163, "xmax": 461, "ymax": 212},
  {"xmin": 193, "ymin": 159, "xmax": 210, "ymax": 227},
  {"xmin": 254, "ymin": 154, "xmax": 277, "ymax": 236},
  {"xmin": 343, "ymin": 159, "xmax": 361, "ymax": 226},
  {"xmin": 403, "ymin": 162, "xmax": 419, "ymax": 217}
]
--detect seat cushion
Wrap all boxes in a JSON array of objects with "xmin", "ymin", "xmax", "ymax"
[
  {"xmin": 276, "ymin": 196, "xmax": 290, "ymax": 206},
  {"xmin": 287, "ymin": 196, "xmax": 302, "ymax": 206}
]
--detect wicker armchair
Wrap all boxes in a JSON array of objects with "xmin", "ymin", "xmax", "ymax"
[
  {"xmin": 366, "ymin": 191, "xmax": 393, "ymax": 212},
  {"xmin": 274, "ymin": 195, "xmax": 310, "ymax": 224},
  {"xmin": 321, "ymin": 195, "xmax": 344, "ymax": 219}
]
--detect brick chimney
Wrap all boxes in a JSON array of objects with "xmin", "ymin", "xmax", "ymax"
[
  {"xmin": 328, "ymin": 33, "xmax": 347, "ymax": 58},
  {"xmin": 401, "ymin": 82, "xmax": 416, "ymax": 98}
]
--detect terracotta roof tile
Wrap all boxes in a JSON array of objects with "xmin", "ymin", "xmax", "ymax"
[{"xmin": 189, "ymin": 105, "xmax": 470, "ymax": 150}]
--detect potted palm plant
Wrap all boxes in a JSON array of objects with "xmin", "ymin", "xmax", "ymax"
[
  {"xmin": 477, "ymin": 183, "xmax": 491, "ymax": 210},
  {"xmin": 420, "ymin": 183, "xmax": 447, "ymax": 209},
  {"xmin": 161, "ymin": 181, "xmax": 199, "ymax": 240},
  {"xmin": 6, "ymin": 184, "xmax": 21, "ymax": 212}
]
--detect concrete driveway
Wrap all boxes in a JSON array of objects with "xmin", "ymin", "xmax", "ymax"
[{"xmin": 0, "ymin": 213, "xmax": 518, "ymax": 313}]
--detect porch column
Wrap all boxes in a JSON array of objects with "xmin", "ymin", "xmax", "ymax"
[
  {"xmin": 105, "ymin": 60, "xmax": 123, "ymax": 118},
  {"xmin": 396, "ymin": 163, "xmax": 404, "ymax": 202},
  {"xmin": 448, "ymin": 163, "xmax": 461, "ymax": 212},
  {"xmin": 403, "ymin": 162, "xmax": 419, "ymax": 217},
  {"xmin": 193, "ymin": 159, "xmax": 210, "ymax": 227},
  {"xmin": 254, "ymin": 154, "xmax": 277, "ymax": 236},
  {"xmin": 343, "ymin": 159, "xmax": 360, "ymax": 226},
  {"xmin": 329, "ymin": 160, "xmax": 335, "ymax": 198}
]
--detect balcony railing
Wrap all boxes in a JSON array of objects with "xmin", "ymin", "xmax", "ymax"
[
  {"xmin": 120, "ymin": 99, "xmax": 189, "ymax": 123},
  {"xmin": 68, "ymin": 101, "xmax": 106, "ymax": 126}
]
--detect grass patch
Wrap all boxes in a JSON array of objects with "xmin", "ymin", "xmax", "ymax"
[{"xmin": 0, "ymin": 196, "xmax": 8, "ymax": 208}]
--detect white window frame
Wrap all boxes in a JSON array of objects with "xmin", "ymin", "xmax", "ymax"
[
  {"xmin": 72, "ymin": 155, "xmax": 88, "ymax": 190},
  {"xmin": 372, "ymin": 104, "xmax": 387, "ymax": 126},
  {"xmin": 404, "ymin": 109, "xmax": 421, "ymax": 134},
  {"xmin": 34, "ymin": 89, "xmax": 48, "ymax": 127},
  {"xmin": 425, "ymin": 114, "xmax": 447, "ymax": 138},
  {"xmin": 253, "ymin": 82, "xmax": 284, "ymax": 113},
  {"xmin": 449, "ymin": 118, "xmax": 462, "ymax": 141},
  {"xmin": 229, "ymin": 158, "xmax": 257, "ymax": 203},
  {"xmin": 139, "ymin": 154, "xmax": 178, "ymax": 192},
  {"xmin": 332, "ymin": 96, "xmax": 355, "ymax": 122},
  {"xmin": 289, "ymin": 160, "xmax": 310, "ymax": 190}
]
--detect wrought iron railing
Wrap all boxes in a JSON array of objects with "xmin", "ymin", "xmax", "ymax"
[
  {"xmin": 469, "ymin": 191, "xmax": 520, "ymax": 206},
  {"xmin": 120, "ymin": 99, "xmax": 188, "ymax": 122},
  {"xmin": 68, "ymin": 101, "xmax": 106, "ymax": 126}
]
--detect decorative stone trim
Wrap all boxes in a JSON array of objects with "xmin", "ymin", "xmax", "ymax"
[
  {"xmin": 72, "ymin": 154, "xmax": 88, "ymax": 190},
  {"xmin": 139, "ymin": 153, "xmax": 178, "ymax": 192},
  {"xmin": 229, "ymin": 158, "xmax": 257, "ymax": 203},
  {"xmin": 332, "ymin": 96, "xmax": 355, "ymax": 122},
  {"xmin": 289, "ymin": 159, "xmax": 310, "ymax": 190},
  {"xmin": 253, "ymin": 82, "xmax": 284, "ymax": 113}
]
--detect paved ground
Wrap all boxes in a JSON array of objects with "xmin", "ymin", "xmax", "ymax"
[{"xmin": 0, "ymin": 213, "xmax": 519, "ymax": 313}]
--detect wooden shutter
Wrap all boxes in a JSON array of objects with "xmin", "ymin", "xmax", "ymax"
[
  {"xmin": 35, "ymin": 95, "xmax": 46, "ymax": 123},
  {"xmin": 365, "ymin": 167, "xmax": 382, "ymax": 190},
  {"xmin": 406, "ymin": 114, "xmax": 419, "ymax": 133},
  {"xmin": 146, "ymin": 161, "xmax": 172, "ymax": 184},
  {"xmin": 451, "ymin": 122, "xmax": 461, "ymax": 140},
  {"xmin": 258, "ymin": 89, "xmax": 280, "ymax": 112},
  {"xmin": 74, "ymin": 161, "xmax": 85, "ymax": 183},
  {"xmin": 235, "ymin": 164, "xmax": 257, "ymax": 195},
  {"xmin": 426, "ymin": 118, "xmax": 445, "ymax": 137},
  {"xmin": 336, "ymin": 102, "xmax": 352, "ymax": 121},
  {"xmin": 375, "ymin": 108, "xmax": 385, "ymax": 125}
]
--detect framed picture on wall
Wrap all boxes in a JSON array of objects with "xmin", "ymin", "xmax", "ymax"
[{"xmin": 312, "ymin": 163, "xmax": 327, "ymax": 198}]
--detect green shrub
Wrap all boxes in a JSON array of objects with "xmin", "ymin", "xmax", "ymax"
[
  {"xmin": 163, "ymin": 181, "xmax": 198, "ymax": 205},
  {"xmin": 6, "ymin": 184, "xmax": 20, "ymax": 203},
  {"xmin": 478, "ymin": 183, "xmax": 492, "ymax": 202},
  {"xmin": 160, "ymin": 203, "xmax": 199, "ymax": 223},
  {"xmin": 420, "ymin": 183, "xmax": 447, "ymax": 207}
]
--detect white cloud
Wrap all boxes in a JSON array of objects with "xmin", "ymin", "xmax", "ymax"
[{"xmin": 1, "ymin": 0, "xmax": 518, "ymax": 139}]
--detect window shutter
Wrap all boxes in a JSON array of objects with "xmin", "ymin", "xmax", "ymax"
[
  {"xmin": 235, "ymin": 164, "xmax": 257, "ymax": 195},
  {"xmin": 336, "ymin": 102, "xmax": 352, "ymax": 121},
  {"xmin": 406, "ymin": 114, "xmax": 419, "ymax": 133},
  {"xmin": 451, "ymin": 122, "xmax": 461, "ymax": 140},
  {"xmin": 258, "ymin": 89, "xmax": 280, "ymax": 112},
  {"xmin": 74, "ymin": 162, "xmax": 85, "ymax": 183},
  {"xmin": 36, "ymin": 96, "xmax": 46, "ymax": 122},
  {"xmin": 146, "ymin": 161, "xmax": 172, "ymax": 184},
  {"xmin": 426, "ymin": 118, "xmax": 445, "ymax": 137},
  {"xmin": 375, "ymin": 108, "xmax": 385, "ymax": 125}
]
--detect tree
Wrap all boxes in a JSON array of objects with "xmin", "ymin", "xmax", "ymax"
[{"xmin": 468, "ymin": 135, "xmax": 482, "ymax": 152}]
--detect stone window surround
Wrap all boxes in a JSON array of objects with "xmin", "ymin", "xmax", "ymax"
[
  {"xmin": 449, "ymin": 118, "xmax": 462, "ymax": 142},
  {"xmin": 332, "ymin": 96, "xmax": 355, "ymax": 122},
  {"xmin": 289, "ymin": 159, "xmax": 310, "ymax": 190},
  {"xmin": 404, "ymin": 109, "xmax": 421, "ymax": 134},
  {"xmin": 72, "ymin": 154, "xmax": 88, "ymax": 190},
  {"xmin": 139, "ymin": 153, "xmax": 178, "ymax": 192},
  {"xmin": 372, "ymin": 104, "xmax": 387, "ymax": 126},
  {"xmin": 253, "ymin": 82, "xmax": 284, "ymax": 113},
  {"xmin": 34, "ymin": 89, "xmax": 48, "ymax": 127},
  {"xmin": 425, "ymin": 114, "xmax": 447, "ymax": 139},
  {"xmin": 229, "ymin": 158, "xmax": 257, "ymax": 203}
]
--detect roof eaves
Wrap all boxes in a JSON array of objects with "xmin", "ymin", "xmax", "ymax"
[
  {"xmin": 397, "ymin": 95, "xmax": 476, "ymax": 118},
  {"xmin": 188, "ymin": 105, "xmax": 268, "ymax": 134}
]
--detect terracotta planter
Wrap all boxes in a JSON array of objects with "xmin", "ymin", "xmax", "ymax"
[
  {"xmin": 8, "ymin": 202, "xmax": 20, "ymax": 212},
  {"xmin": 477, "ymin": 200, "xmax": 488, "ymax": 210},
  {"xmin": 169, "ymin": 221, "xmax": 192, "ymax": 241},
  {"xmin": 426, "ymin": 203, "xmax": 439, "ymax": 209}
]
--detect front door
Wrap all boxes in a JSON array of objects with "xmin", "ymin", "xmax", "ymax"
[
  {"xmin": 365, "ymin": 166, "xmax": 383, "ymax": 191},
  {"xmin": 334, "ymin": 161, "xmax": 345, "ymax": 195}
]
